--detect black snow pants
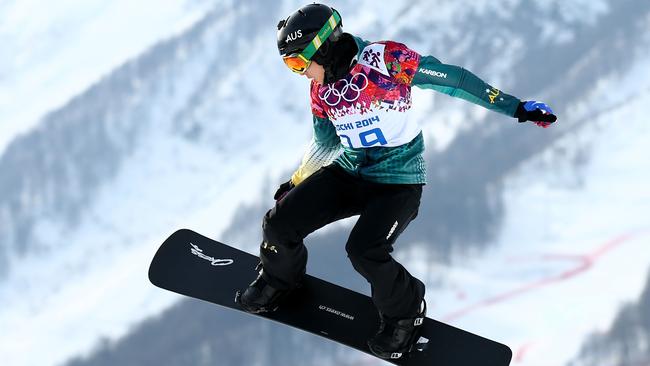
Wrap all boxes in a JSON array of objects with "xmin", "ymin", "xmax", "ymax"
[{"xmin": 259, "ymin": 163, "xmax": 425, "ymax": 318}]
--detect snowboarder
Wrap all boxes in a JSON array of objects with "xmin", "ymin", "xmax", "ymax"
[{"xmin": 238, "ymin": 3, "xmax": 557, "ymax": 360}]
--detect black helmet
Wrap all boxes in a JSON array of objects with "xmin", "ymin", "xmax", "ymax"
[{"xmin": 277, "ymin": 3, "xmax": 343, "ymax": 58}]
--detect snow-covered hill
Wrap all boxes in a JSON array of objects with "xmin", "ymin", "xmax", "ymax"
[
  {"xmin": 0, "ymin": 0, "xmax": 214, "ymax": 155},
  {"xmin": 402, "ymin": 51, "xmax": 650, "ymax": 366},
  {"xmin": 571, "ymin": 270, "xmax": 650, "ymax": 366},
  {"xmin": 0, "ymin": 1, "xmax": 648, "ymax": 366}
]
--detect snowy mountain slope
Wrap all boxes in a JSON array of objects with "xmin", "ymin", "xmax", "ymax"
[
  {"xmin": 0, "ymin": 0, "xmax": 619, "ymax": 278},
  {"xmin": 572, "ymin": 270, "xmax": 650, "ymax": 366},
  {"xmin": 415, "ymin": 55, "xmax": 650, "ymax": 366},
  {"xmin": 1, "ymin": 0, "xmax": 648, "ymax": 366},
  {"xmin": 0, "ymin": 0, "xmax": 214, "ymax": 156},
  {"xmin": 0, "ymin": 1, "xmax": 280, "ymax": 277},
  {"xmin": 65, "ymin": 66, "xmax": 650, "ymax": 366},
  {"xmin": 224, "ymin": 8, "xmax": 650, "ymax": 364},
  {"xmin": 0, "ymin": 3, "xmax": 298, "ymax": 365}
]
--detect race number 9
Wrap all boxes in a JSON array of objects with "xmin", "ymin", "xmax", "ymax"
[
  {"xmin": 340, "ymin": 128, "xmax": 388, "ymax": 148},
  {"xmin": 360, "ymin": 128, "xmax": 387, "ymax": 147}
]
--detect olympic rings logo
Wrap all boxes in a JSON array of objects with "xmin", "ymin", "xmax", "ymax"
[{"xmin": 318, "ymin": 73, "xmax": 369, "ymax": 107}]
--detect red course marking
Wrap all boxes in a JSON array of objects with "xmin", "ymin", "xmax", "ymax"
[
  {"xmin": 438, "ymin": 232, "xmax": 646, "ymax": 364},
  {"xmin": 441, "ymin": 233, "xmax": 639, "ymax": 323},
  {"xmin": 513, "ymin": 341, "xmax": 537, "ymax": 363}
]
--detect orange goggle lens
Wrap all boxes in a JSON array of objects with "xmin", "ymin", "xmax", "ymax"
[{"xmin": 283, "ymin": 54, "xmax": 311, "ymax": 74}]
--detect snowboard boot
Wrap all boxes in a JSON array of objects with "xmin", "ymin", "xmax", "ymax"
[
  {"xmin": 367, "ymin": 300, "xmax": 427, "ymax": 360},
  {"xmin": 236, "ymin": 270, "xmax": 291, "ymax": 314}
]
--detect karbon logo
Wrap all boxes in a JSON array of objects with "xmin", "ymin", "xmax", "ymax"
[
  {"xmin": 190, "ymin": 243, "xmax": 234, "ymax": 266},
  {"xmin": 419, "ymin": 68, "xmax": 447, "ymax": 79}
]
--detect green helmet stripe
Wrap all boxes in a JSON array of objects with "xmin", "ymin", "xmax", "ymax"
[{"xmin": 301, "ymin": 12, "xmax": 341, "ymax": 60}]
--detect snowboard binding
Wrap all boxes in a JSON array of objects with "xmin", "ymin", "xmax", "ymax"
[
  {"xmin": 367, "ymin": 300, "xmax": 427, "ymax": 360},
  {"xmin": 235, "ymin": 262, "xmax": 300, "ymax": 314}
]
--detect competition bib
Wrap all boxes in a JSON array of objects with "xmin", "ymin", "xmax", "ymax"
[{"xmin": 311, "ymin": 42, "xmax": 422, "ymax": 149}]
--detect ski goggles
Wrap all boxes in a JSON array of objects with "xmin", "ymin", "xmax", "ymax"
[{"xmin": 282, "ymin": 11, "xmax": 341, "ymax": 74}]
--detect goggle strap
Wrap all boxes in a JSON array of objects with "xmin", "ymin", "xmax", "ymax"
[{"xmin": 301, "ymin": 12, "xmax": 341, "ymax": 60}]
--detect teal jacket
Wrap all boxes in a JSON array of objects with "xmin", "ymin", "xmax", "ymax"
[{"xmin": 291, "ymin": 36, "xmax": 520, "ymax": 185}]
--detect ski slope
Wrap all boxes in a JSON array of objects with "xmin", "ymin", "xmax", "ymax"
[
  {"xmin": 0, "ymin": 0, "xmax": 214, "ymax": 155},
  {"xmin": 391, "ymin": 55, "xmax": 650, "ymax": 366},
  {"xmin": 0, "ymin": 1, "xmax": 645, "ymax": 366},
  {"xmin": 0, "ymin": 121, "xmax": 306, "ymax": 366}
]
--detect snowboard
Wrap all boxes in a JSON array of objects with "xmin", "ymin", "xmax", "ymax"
[{"xmin": 148, "ymin": 229, "xmax": 513, "ymax": 366}]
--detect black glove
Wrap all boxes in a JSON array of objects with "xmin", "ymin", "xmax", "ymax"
[
  {"xmin": 273, "ymin": 180, "xmax": 295, "ymax": 201},
  {"xmin": 514, "ymin": 101, "xmax": 558, "ymax": 128}
]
